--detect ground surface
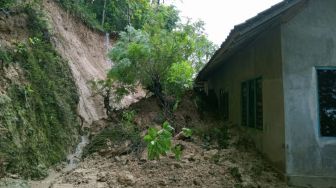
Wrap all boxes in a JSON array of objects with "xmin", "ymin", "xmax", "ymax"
[
  {"xmin": 0, "ymin": 96, "xmax": 289, "ymax": 188},
  {"xmin": 39, "ymin": 96, "xmax": 288, "ymax": 188}
]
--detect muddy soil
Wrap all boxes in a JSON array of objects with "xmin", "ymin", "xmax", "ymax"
[
  {"xmin": 47, "ymin": 131, "xmax": 286, "ymax": 188},
  {"xmin": 47, "ymin": 95, "xmax": 288, "ymax": 188}
]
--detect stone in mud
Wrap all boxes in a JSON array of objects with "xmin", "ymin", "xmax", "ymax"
[
  {"xmin": 97, "ymin": 172, "xmax": 109, "ymax": 182},
  {"xmin": 203, "ymin": 149, "xmax": 219, "ymax": 160},
  {"xmin": 117, "ymin": 171, "xmax": 136, "ymax": 186}
]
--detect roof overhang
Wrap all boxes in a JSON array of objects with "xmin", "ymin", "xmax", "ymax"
[{"xmin": 195, "ymin": 0, "xmax": 308, "ymax": 83}]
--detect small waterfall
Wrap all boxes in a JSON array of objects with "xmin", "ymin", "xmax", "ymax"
[
  {"xmin": 64, "ymin": 135, "xmax": 89, "ymax": 171},
  {"xmin": 105, "ymin": 32, "xmax": 112, "ymax": 65}
]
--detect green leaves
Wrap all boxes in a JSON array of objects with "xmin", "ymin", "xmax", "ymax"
[
  {"xmin": 182, "ymin": 128, "xmax": 193, "ymax": 138},
  {"xmin": 144, "ymin": 121, "xmax": 175, "ymax": 160},
  {"xmin": 166, "ymin": 61, "xmax": 194, "ymax": 98},
  {"xmin": 143, "ymin": 122, "xmax": 193, "ymax": 160}
]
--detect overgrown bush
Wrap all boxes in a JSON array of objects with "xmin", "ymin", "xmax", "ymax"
[
  {"xmin": 84, "ymin": 110, "xmax": 141, "ymax": 156},
  {"xmin": 144, "ymin": 121, "xmax": 186, "ymax": 160}
]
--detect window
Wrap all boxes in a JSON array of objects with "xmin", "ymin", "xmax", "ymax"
[
  {"xmin": 219, "ymin": 89, "xmax": 229, "ymax": 121},
  {"xmin": 241, "ymin": 77, "xmax": 263, "ymax": 130},
  {"xmin": 317, "ymin": 68, "xmax": 336, "ymax": 137}
]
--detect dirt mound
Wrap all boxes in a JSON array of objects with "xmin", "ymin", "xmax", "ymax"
[
  {"xmin": 50, "ymin": 136, "xmax": 286, "ymax": 188},
  {"xmin": 42, "ymin": 0, "xmax": 111, "ymax": 128},
  {"xmin": 48, "ymin": 94, "xmax": 287, "ymax": 188}
]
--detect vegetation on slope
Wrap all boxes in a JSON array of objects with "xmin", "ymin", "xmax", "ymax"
[
  {"xmin": 0, "ymin": 4, "xmax": 79, "ymax": 179},
  {"xmin": 57, "ymin": 0, "xmax": 163, "ymax": 33}
]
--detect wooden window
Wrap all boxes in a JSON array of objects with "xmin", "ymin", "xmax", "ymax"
[
  {"xmin": 241, "ymin": 77, "xmax": 263, "ymax": 130},
  {"xmin": 317, "ymin": 68, "xmax": 336, "ymax": 137},
  {"xmin": 219, "ymin": 89, "xmax": 229, "ymax": 121},
  {"xmin": 241, "ymin": 82, "xmax": 248, "ymax": 127}
]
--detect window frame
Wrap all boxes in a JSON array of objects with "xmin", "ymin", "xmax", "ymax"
[
  {"xmin": 219, "ymin": 89, "xmax": 229, "ymax": 121},
  {"xmin": 316, "ymin": 66, "xmax": 336, "ymax": 137},
  {"xmin": 241, "ymin": 77, "xmax": 263, "ymax": 130}
]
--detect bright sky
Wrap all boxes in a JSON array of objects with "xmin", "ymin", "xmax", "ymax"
[{"xmin": 166, "ymin": 0, "xmax": 282, "ymax": 45}]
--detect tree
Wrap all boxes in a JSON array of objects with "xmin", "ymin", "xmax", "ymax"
[{"xmin": 108, "ymin": 8, "xmax": 216, "ymax": 112}]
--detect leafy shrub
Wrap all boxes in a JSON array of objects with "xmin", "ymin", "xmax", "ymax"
[
  {"xmin": 165, "ymin": 61, "xmax": 194, "ymax": 98},
  {"xmin": 84, "ymin": 122, "xmax": 141, "ymax": 156},
  {"xmin": 143, "ymin": 121, "xmax": 188, "ymax": 160},
  {"xmin": 0, "ymin": 49, "xmax": 13, "ymax": 69},
  {"xmin": 84, "ymin": 110, "xmax": 140, "ymax": 156},
  {"xmin": 144, "ymin": 121, "xmax": 174, "ymax": 160},
  {"xmin": 182, "ymin": 127, "xmax": 193, "ymax": 138}
]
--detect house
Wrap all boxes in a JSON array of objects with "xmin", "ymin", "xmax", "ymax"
[{"xmin": 195, "ymin": 0, "xmax": 336, "ymax": 187}]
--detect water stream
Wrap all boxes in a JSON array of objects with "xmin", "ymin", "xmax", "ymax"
[
  {"xmin": 105, "ymin": 32, "xmax": 112, "ymax": 65},
  {"xmin": 64, "ymin": 135, "xmax": 89, "ymax": 172}
]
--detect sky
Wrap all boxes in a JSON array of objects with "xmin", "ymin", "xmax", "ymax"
[{"xmin": 166, "ymin": 0, "xmax": 282, "ymax": 45}]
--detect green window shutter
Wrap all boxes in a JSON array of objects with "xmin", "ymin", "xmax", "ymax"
[
  {"xmin": 256, "ymin": 77, "xmax": 263, "ymax": 130},
  {"xmin": 248, "ymin": 79, "xmax": 256, "ymax": 128},
  {"xmin": 241, "ymin": 82, "xmax": 248, "ymax": 127}
]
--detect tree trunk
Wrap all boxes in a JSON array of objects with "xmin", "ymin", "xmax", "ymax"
[
  {"xmin": 149, "ymin": 76, "xmax": 175, "ymax": 121},
  {"xmin": 101, "ymin": 0, "xmax": 107, "ymax": 26}
]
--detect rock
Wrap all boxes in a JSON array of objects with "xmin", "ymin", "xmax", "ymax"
[
  {"xmin": 158, "ymin": 179, "xmax": 168, "ymax": 186},
  {"xmin": 203, "ymin": 149, "xmax": 219, "ymax": 160},
  {"xmin": 172, "ymin": 162, "xmax": 182, "ymax": 169},
  {"xmin": 193, "ymin": 179, "xmax": 201, "ymax": 186},
  {"xmin": 183, "ymin": 154, "xmax": 195, "ymax": 161},
  {"xmin": 140, "ymin": 149, "xmax": 148, "ymax": 162},
  {"xmin": 53, "ymin": 183, "xmax": 74, "ymax": 188},
  {"xmin": 174, "ymin": 131, "xmax": 187, "ymax": 140},
  {"xmin": 97, "ymin": 172, "xmax": 109, "ymax": 182},
  {"xmin": 99, "ymin": 140, "xmax": 131, "ymax": 157},
  {"xmin": 117, "ymin": 171, "xmax": 136, "ymax": 186}
]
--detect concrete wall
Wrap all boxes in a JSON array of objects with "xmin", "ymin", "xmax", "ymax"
[
  {"xmin": 208, "ymin": 26, "xmax": 286, "ymax": 172},
  {"xmin": 281, "ymin": 0, "xmax": 336, "ymax": 187}
]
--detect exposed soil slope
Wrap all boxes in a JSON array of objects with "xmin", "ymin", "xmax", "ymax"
[{"xmin": 43, "ymin": 0, "xmax": 111, "ymax": 128}]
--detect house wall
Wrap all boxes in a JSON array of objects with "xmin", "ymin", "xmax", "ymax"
[
  {"xmin": 208, "ymin": 26, "xmax": 286, "ymax": 172},
  {"xmin": 281, "ymin": 0, "xmax": 336, "ymax": 187}
]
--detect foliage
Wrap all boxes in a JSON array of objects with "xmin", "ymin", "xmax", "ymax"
[
  {"xmin": 57, "ymin": 0, "xmax": 172, "ymax": 33},
  {"xmin": 143, "ymin": 123, "xmax": 191, "ymax": 160},
  {"xmin": 109, "ymin": 20, "xmax": 216, "ymax": 108},
  {"xmin": 0, "ymin": 0, "xmax": 18, "ymax": 9},
  {"xmin": 171, "ymin": 144, "xmax": 182, "ymax": 160},
  {"xmin": 166, "ymin": 61, "xmax": 194, "ymax": 98},
  {"xmin": 144, "ymin": 121, "xmax": 174, "ymax": 160},
  {"xmin": 0, "ymin": 48, "xmax": 13, "ymax": 69},
  {"xmin": 182, "ymin": 128, "xmax": 193, "ymax": 138},
  {"xmin": 0, "ymin": 6, "xmax": 79, "ymax": 179},
  {"xmin": 122, "ymin": 110, "xmax": 136, "ymax": 124},
  {"xmin": 84, "ymin": 111, "xmax": 141, "ymax": 156},
  {"xmin": 57, "ymin": 0, "xmax": 104, "ymax": 32}
]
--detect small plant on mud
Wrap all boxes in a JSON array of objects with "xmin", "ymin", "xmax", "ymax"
[
  {"xmin": 122, "ymin": 110, "xmax": 136, "ymax": 124},
  {"xmin": 182, "ymin": 128, "xmax": 193, "ymax": 138},
  {"xmin": 144, "ymin": 122, "xmax": 191, "ymax": 160},
  {"xmin": 144, "ymin": 121, "xmax": 174, "ymax": 160}
]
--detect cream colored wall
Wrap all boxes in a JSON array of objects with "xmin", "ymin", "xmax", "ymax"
[{"xmin": 208, "ymin": 26, "xmax": 285, "ymax": 172}]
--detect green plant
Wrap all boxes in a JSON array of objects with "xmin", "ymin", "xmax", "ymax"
[
  {"xmin": 109, "ymin": 21, "xmax": 215, "ymax": 109},
  {"xmin": 0, "ymin": 5, "xmax": 80, "ymax": 179},
  {"xmin": 182, "ymin": 128, "xmax": 193, "ymax": 138},
  {"xmin": 84, "ymin": 122, "xmax": 141, "ymax": 156},
  {"xmin": 0, "ymin": 49, "xmax": 13, "ymax": 69},
  {"xmin": 122, "ymin": 110, "xmax": 136, "ymax": 124},
  {"xmin": 171, "ymin": 145, "xmax": 182, "ymax": 160},
  {"xmin": 144, "ymin": 121, "xmax": 174, "ymax": 160}
]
